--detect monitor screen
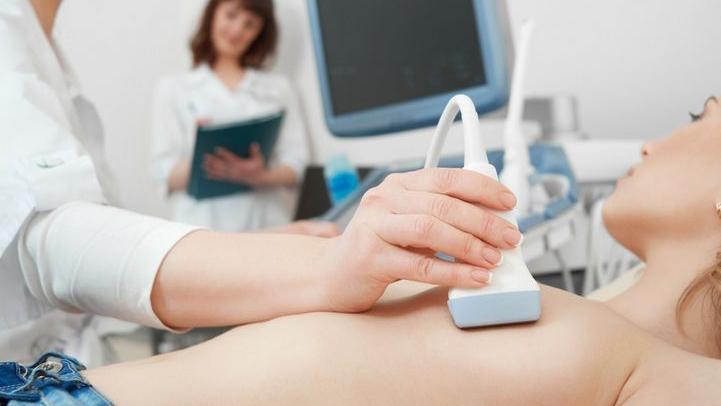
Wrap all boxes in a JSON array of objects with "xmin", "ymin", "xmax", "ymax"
[{"xmin": 316, "ymin": 0, "xmax": 487, "ymax": 115}]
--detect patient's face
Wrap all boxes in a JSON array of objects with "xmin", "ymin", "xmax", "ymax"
[
  {"xmin": 212, "ymin": 1, "xmax": 264, "ymax": 61},
  {"xmin": 604, "ymin": 95, "xmax": 721, "ymax": 256}
]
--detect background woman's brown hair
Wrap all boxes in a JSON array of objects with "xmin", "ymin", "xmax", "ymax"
[
  {"xmin": 677, "ymin": 252, "xmax": 721, "ymax": 356},
  {"xmin": 190, "ymin": 0, "xmax": 278, "ymax": 69}
]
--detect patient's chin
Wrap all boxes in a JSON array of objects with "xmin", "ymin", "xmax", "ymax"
[
  {"xmin": 602, "ymin": 197, "xmax": 635, "ymax": 247},
  {"xmin": 601, "ymin": 194, "xmax": 621, "ymax": 230}
]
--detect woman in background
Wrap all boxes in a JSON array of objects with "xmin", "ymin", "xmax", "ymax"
[{"xmin": 151, "ymin": 0, "xmax": 326, "ymax": 234}]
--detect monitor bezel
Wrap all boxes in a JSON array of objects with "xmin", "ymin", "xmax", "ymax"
[{"xmin": 307, "ymin": 0, "xmax": 512, "ymax": 137}]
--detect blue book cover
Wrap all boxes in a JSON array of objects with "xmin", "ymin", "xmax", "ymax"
[{"xmin": 187, "ymin": 110, "xmax": 285, "ymax": 200}]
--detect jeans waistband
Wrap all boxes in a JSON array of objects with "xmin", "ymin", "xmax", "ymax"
[{"xmin": 0, "ymin": 351, "xmax": 93, "ymax": 403}]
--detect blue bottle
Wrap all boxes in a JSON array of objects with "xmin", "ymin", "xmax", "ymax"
[{"xmin": 324, "ymin": 154, "xmax": 359, "ymax": 204}]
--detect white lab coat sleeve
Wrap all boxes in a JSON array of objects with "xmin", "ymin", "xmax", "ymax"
[
  {"xmin": 18, "ymin": 201, "xmax": 201, "ymax": 331},
  {"xmin": 272, "ymin": 77, "xmax": 310, "ymax": 181},
  {"xmin": 0, "ymin": 70, "xmax": 105, "ymax": 257},
  {"xmin": 150, "ymin": 78, "xmax": 189, "ymax": 197}
]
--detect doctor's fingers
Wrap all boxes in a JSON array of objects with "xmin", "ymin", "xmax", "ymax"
[
  {"xmin": 203, "ymin": 167, "xmax": 232, "ymax": 181},
  {"xmin": 213, "ymin": 147, "xmax": 242, "ymax": 162},
  {"xmin": 204, "ymin": 153, "xmax": 228, "ymax": 167},
  {"xmin": 380, "ymin": 190, "xmax": 521, "ymax": 250},
  {"xmin": 378, "ymin": 245, "xmax": 491, "ymax": 288},
  {"xmin": 248, "ymin": 143, "xmax": 262, "ymax": 158},
  {"xmin": 382, "ymin": 168, "xmax": 517, "ymax": 212},
  {"xmin": 214, "ymin": 149, "xmax": 264, "ymax": 169},
  {"xmin": 374, "ymin": 213, "xmax": 503, "ymax": 269},
  {"xmin": 202, "ymin": 159, "xmax": 239, "ymax": 181},
  {"xmin": 196, "ymin": 117, "xmax": 212, "ymax": 127},
  {"xmin": 204, "ymin": 153, "xmax": 251, "ymax": 173},
  {"xmin": 203, "ymin": 156, "xmax": 231, "ymax": 174}
]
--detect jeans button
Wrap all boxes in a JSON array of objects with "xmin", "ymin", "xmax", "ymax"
[{"xmin": 38, "ymin": 361, "xmax": 63, "ymax": 374}]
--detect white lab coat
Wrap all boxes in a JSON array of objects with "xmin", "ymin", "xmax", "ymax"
[
  {"xmin": 0, "ymin": 0, "xmax": 197, "ymax": 365},
  {"xmin": 151, "ymin": 64, "xmax": 310, "ymax": 232}
]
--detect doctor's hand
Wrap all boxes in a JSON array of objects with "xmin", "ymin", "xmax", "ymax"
[
  {"xmin": 203, "ymin": 144, "xmax": 266, "ymax": 186},
  {"xmin": 318, "ymin": 168, "xmax": 522, "ymax": 313}
]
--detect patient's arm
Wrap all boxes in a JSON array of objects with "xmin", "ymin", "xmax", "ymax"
[{"xmin": 86, "ymin": 286, "xmax": 647, "ymax": 406}]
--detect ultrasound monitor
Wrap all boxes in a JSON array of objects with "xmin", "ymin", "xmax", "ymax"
[{"xmin": 307, "ymin": 0, "xmax": 513, "ymax": 137}]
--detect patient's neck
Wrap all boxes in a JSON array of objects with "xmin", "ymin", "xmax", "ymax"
[{"xmin": 606, "ymin": 238, "xmax": 719, "ymax": 357}]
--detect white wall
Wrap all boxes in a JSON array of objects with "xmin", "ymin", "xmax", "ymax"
[
  {"xmin": 55, "ymin": 0, "xmax": 721, "ymax": 215},
  {"xmin": 55, "ymin": 0, "xmax": 192, "ymax": 215}
]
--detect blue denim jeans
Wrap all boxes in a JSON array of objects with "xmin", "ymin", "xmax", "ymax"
[{"xmin": 0, "ymin": 352, "xmax": 113, "ymax": 406}]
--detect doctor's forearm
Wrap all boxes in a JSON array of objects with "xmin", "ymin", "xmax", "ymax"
[{"xmin": 150, "ymin": 229, "xmax": 331, "ymax": 328}]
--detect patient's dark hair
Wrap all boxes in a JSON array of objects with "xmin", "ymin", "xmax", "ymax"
[
  {"xmin": 190, "ymin": 0, "xmax": 278, "ymax": 69},
  {"xmin": 677, "ymin": 252, "xmax": 721, "ymax": 355}
]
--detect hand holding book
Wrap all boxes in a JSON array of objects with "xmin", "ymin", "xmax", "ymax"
[
  {"xmin": 203, "ymin": 143, "xmax": 267, "ymax": 186},
  {"xmin": 187, "ymin": 110, "xmax": 285, "ymax": 200}
]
